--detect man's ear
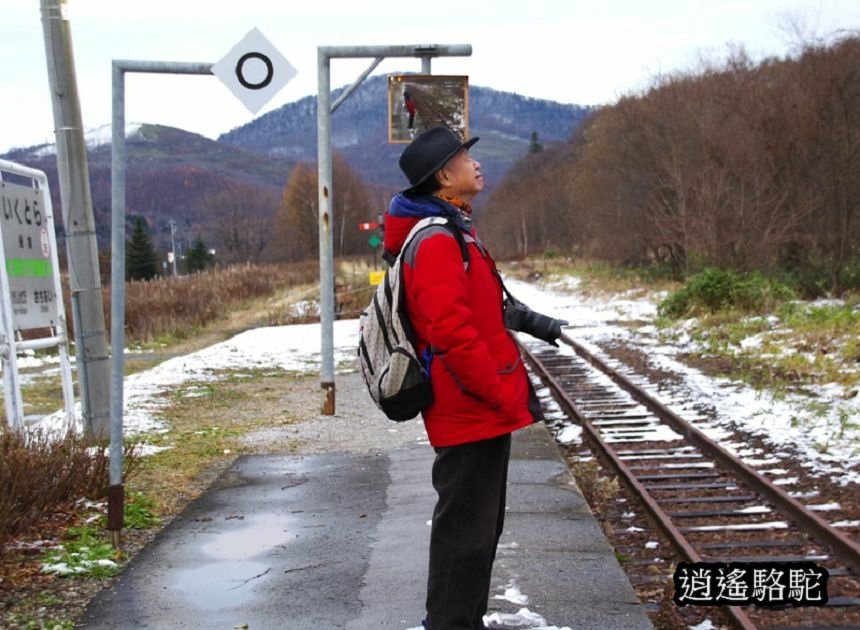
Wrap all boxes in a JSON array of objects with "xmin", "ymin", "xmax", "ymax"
[{"xmin": 434, "ymin": 169, "xmax": 448, "ymax": 188}]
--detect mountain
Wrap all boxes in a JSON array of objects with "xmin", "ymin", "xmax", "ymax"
[
  {"xmin": 2, "ymin": 124, "xmax": 295, "ymax": 252},
  {"xmin": 218, "ymin": 74, "xmax": 594, "ymax": 190},
  {"xmin": 1, "ymin": 77, "xmax": 592, "ymax": 254}
]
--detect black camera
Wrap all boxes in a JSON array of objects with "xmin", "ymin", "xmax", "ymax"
[{"xmin": 503, "ymin": 297, "xmax": 568, "ymax": 346}]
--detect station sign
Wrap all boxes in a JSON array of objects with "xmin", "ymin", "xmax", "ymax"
[
  {"xmin": 0, "ymin": 161, "xmax": 74, "ymax": 431},
  {"xmin": 0, "ymin": 171, "xmax": 59, "ymax": 331}
]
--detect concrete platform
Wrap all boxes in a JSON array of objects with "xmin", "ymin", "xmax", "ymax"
[{"xmin": 80, "ymin": 423, "xmax": 652, "ymax": 629}]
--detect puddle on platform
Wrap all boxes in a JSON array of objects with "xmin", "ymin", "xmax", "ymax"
[
  {"xmin": 169, "ymin": 515, "xmax": 294, "ymax": 610},
  {"xmin": 173, "ymin": 560, "xmax": 269, "ymax": 610},
  {"xmin": 200, "ymin": 514, "xmax": 293, "ymax": 560}
]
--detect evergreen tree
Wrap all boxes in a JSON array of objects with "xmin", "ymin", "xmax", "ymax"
[
  {"xmin": 184, "ymin": 234, "xmax": 213, "ymax": 273},
  {"xmin": 528, "ymin": 131, "xmax": 544, "ymax": 154},
  {"xmin": 126, "ymin": 216, "xmax": 159, "ymax": 281}
]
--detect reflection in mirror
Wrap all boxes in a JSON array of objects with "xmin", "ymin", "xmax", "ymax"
[{"xmin": 388, "ymin": 75, "xmax": 469, "ymax": 143}]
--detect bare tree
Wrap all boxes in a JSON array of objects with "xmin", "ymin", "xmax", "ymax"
[
  {"xmin": 196, "ymin": 183, "xmax": 280, "ymax": 264},
  {"xmin": 274, "ymin": 153, "xmax": 378, "ymax": 262},
  {"xmin": 486, "ymin": 35, "xmax": 859, "ymax": 292}
]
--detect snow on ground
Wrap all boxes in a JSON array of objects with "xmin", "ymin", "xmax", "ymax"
[
  {"xmin": 27, "ymin": 123, "xmax": 143, "ymax": 158},
  {"xmin": 502, "ymin": 276, "xmax": 859, "ymax": 486},
  {"xmin": 14, "ymin": 274, "xmax": 858, "ymax": 487},
  {"xmin": 34, "ymin": 320, "xmax": 360, "ymax": 436}
]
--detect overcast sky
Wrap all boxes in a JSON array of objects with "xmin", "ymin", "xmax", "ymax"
[{"xmin": 2, "ymin": 0, "xmax": 858, "ymax": 153}]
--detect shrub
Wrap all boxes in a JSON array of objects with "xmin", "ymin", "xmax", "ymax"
[
  {"xmin": 0, "ymin": 427, "xmax": 139, "ymax": 560},
  {"xmin": 658, "ymin": 268, "xmax": 795, "ymax": 318}
]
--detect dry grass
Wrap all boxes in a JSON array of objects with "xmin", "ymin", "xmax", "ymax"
[
  {"xmin": 0, "ymin": 427, "xmax": 139, "ymax": 564},
  {"xmin": 128, "ymin": 371, "xmax": 305, "ymax": 516},
  {"xmin": 567, "ymin": 456, "xmax": 620, "ymax": 505},
  {"xmin": 55, "ymin": 261, "xmax": 320, "ymax": 346},
  {"xmin": 498, "ymin": 258, "xmax": 681, "ymax": 296},
  {"xmin": 119, "ymin": 262, "xmax": 319, "ymax": 344}
]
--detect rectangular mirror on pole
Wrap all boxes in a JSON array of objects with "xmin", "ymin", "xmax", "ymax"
[{"xmin": 387, "ymin": 74, "xmax": 469, "ymax": 143}]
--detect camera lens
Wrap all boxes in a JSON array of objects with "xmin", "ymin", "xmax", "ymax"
[{"xmin": 524, "ymin": 310, "xmax": 559, "ymax": 342}]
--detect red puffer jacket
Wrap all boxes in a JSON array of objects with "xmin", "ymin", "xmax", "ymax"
[{"xmin": 384, "ymin": 193, "xmax": 537, "ymax": 447}]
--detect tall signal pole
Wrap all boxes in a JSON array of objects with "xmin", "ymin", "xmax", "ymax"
[
  {"xmin": 169, "ymin": 219, "xmax": 178, "ymax": 276},
  {"xmin": 41, "ymin": 0, "xmax": 111, "ymax": 439}
]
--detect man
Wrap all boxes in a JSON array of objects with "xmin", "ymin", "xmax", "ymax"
[
  {"xmin": 383, "ymin": 127, "xmax": 541, "ymax": 630},
  {"xmin": 403, "ymin": 89, "xmax": 417, "ymax": 129}
]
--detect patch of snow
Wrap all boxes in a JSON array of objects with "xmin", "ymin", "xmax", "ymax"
[
  {"xmin": 28, "ymin": 122, "xmax": 143, "ymax": 157},
  {"xmin": 743, "ymin": 458, "xmax": 781, "ymax": 466},
  {"xmin": 484, "ymin": 607, "xmax": 571, "ymax": 630},
  {"xmin": 686, "ymin": 521, "xmax": 789, "ymax": 532},
  {"xmin": 493, "ymin": 583, "xmax": 529, "ymax": 605},
  {"xmin": 788, "ymin": 490, "xmax": 820, "ymax": 499},
  {"xmin": 41, "ymin": 557, "xmax": 118, "ymax": 576},
  {"xmin": 736, "ymin": 505, "xmax": 771, "ymax": 514},
  {"xmin": 555, "ymin": 425, "xmax": 581, "ymax": 445},
  {"xmin": 32, "ymin": 319, "xmax": 360, "ymax": 438},
  {"xmin": 773, "ymin": 477, "xmax": 800, "ymax": 486}
]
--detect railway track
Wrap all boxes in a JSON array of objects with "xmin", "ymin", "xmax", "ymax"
[{"xmin": 520, "ymin": 333, "xmax": 860, "ymax": 630}]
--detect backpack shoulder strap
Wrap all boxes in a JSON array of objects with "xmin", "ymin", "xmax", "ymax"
[{"xmin": 401, "ymin": 217, "xmax": 470, "ymax": 270}]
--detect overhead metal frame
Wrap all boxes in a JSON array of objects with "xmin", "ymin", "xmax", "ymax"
[
  {"xmin": 110, "ymin": 60, "xmax": 214, "ymax": 543},
  {"xmin": 316, "ymin": 44, "xmax": 472, "ymax": 414}
]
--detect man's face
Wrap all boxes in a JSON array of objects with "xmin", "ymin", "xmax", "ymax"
[{"xmin": 438, "ymin": 149, "xmax": 483, "ymax": 201}]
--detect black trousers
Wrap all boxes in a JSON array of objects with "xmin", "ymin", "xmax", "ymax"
[{"xmin": 425, "ymin": 433, "xmax": 512, "ymax": 630}]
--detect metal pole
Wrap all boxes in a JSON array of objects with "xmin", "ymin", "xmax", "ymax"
[
  {"xmin": 0, "ymin": 170, "xmax": 23, "ymax": 429},
  {"xmin": 315, "ymin": 44, "xmax": 471, "ymax": 415},
  {"xmin": 108, "ymin": 60, "xmax": 127, "ymax": 546},
  {"xmin": 317, "ymin": 50, "xmax": 336, "ymax": 414},
  {"xmin": 331, "ymin": 57, "xmax": 384, "ymax": 114},
  {"xmin": 170, "ymin": 220, "xmax": 178, "ymax": 275},
  {"xmin": 41, "ymin": 0, "xmax": 111, "ymax": 440},
  {"xmin": 319, "ymin": 44, "xmax": 471, "ymax": 59},
  {"xmin": 108, "ymin": 59, "xmax": 214, "ymax": 547}
]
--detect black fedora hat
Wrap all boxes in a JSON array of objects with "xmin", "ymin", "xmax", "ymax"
[{"xmin": 399, "ymin": 127, "xmax": 479, "ymax": 190}]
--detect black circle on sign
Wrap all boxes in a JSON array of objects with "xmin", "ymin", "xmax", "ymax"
[{"xmin": 235, "ymin": 52, "xmax": 274, "ymax": 90}]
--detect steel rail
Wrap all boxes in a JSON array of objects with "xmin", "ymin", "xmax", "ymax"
[
  {"xmin": 519, "ymin": 341, "xmax": 758, "ymax": 630},
  {"xmin": 555, "ymin": 332, "xmax": 860, "ymax": 577}
]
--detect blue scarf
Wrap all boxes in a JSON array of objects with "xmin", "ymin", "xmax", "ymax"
[{"xmin": 387, "ymin": 193, "xmax": 472, "ymax": 232}]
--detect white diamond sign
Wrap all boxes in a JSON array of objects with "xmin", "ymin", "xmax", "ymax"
[{"xmin": 213, "ymin": 28, "xmax": 297, "ymax": 114}]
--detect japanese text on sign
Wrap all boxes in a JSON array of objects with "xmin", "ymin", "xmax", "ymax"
[{"xmin": 0, "ymin": 180, "xmax": 58, "ymax": 331}]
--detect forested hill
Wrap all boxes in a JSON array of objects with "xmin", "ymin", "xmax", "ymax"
[
  {"xmin": 0, "ymin": 78, "xmax": 591, "ymax": 256},
  {"xmin": 219, "ymin": 74, "xmax": 593, "ymax": 188},
  {"xmin": 480, "ymin": 36, "xmax": 859, "ymax": 295},
  {"xmin": 1, "ymin": 125, "xmax": 294, "ymax": 253}
]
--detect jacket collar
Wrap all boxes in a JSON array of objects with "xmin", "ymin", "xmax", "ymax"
[{"xmin": 388, "ymin": 192, "xmax": 471, "ymax": 232}]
